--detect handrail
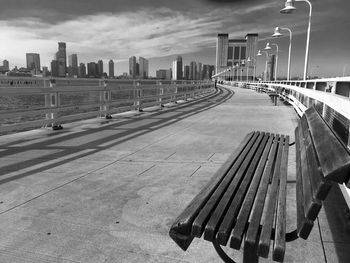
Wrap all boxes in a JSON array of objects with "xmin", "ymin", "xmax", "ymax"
[{"xmin": 0, "ymin": 78, "xmax": 214, "ymax": 133}]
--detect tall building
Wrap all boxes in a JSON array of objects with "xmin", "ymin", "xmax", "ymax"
[
  {"xmin": 3, "ymin": 60, "xmax": 9, "ymax": 70},
  {"xmin": 42, "ymin": 66, "xmax": 49, "ymax": 77},
  {"xmin": 172, "ymin": 55, "xmax": 183, "ymax": 80},
  {"xmin": 50, "ymin": 60, "xmax": 59, "ymax": 77},
  {"xmin": 156, "ymin": 69, "xmax": 167, "ymax": 79},
  {"xmin": 197, "ymin": 62, "xmax": 203, "ymax": 80},
  {"xmin": 26, "ymin": 53, "xmax": 40, "ymax": 74},
  {"xmin": 189, "ymin": 61, "xmax": 197, "ymax": 80},
  {"xmin": 55, "ymin": 42, "xmax": 67, "ymax": 77},
  {"xmin": 184, "ymin": 65, "xmax": 190, "ymax": 80},
  {"xmin": 87, "ymin": 62, "xmax": 98, "ymax": 78},
  {"xmin": 165, "ymin": 68, "xmax": 172, "ymax": 80},
  {"xmin": 129, "ymin": 56, "xmax": 136, "ymax": 78},
  {"xmin": 97, "ymin": 60, "xmax": 103, "ymax": 78},
  {"xmin": 215, "ymin": 33, "xmax": 258, "ymax": 79},
  {"xmin": 139, "ymin": 57, "xmax": 149, "ymax": 79},
  {"xmin": 109, "ymin": 60, "xmax": 114, "ymax": 78},
  {"xmin": 68, "ymin": 54, "xmax": 78, "ymax": 77},
  {"xmin": 78, "ymin": 63, "xmax": 86, "ymax": 78}
]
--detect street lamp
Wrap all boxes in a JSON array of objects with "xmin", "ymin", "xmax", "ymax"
[
  {"xmin": 247, "ymin": 57, "xmax": 256, "ymax": 81},
  {"xmin": 273, "ymin": 27, "xmax": 292, "ymax": 81},
  {"xmin": 280, "ymin": 0, "xmax": 312, "ymax": 80},
  {"xmin": 257, "ymin": 50, "xmax": 269, "ymax": 81},
  {"xmin": 264, "ymin": 42, "xmax": 279, "ymax": 81}
]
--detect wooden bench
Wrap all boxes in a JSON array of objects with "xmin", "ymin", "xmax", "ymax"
[{"xmin": 169, "ymin": 107, "xmax": 350, "ymax": 262}]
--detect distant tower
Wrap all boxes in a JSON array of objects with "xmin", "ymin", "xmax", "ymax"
[
  {"xmin": 197, "ymin": 62, "xmax": 203, "ymax": 80},
  {"xmin": 87, "ymin": 62, "xmax": 98, "ymax": 78},
  {"xmin": 184, "ymin": 65, "xmax": 190, "ymax": 80},
  {"xmin": 68, "ymin": 54, "xmax": 78, "ymax": 77},
  {"xmin": 216, "ymin": 34, "xmax": 229, "ymax": 74},
  {"xmin": 50, "ymin": 60, "xmax": 59, "ymax": 77},
  {"xmin": 55, "ymin": 42, "xmax": 67, "ymax": 77},
  {"xmin": 97, "ymin": 60, "xmax": 103, "ymax": 78},
  {"xmin": 267, "ymin": 54, "xmax": 276, "ymax": 81},
  {"xmin": 139, "ymin": 57, "xmax": 149, "ymax": 79},
  {"xmin": 172, "ymin": 56, "xmax": 183, "ymax": 80},
  {"xmin": 189, "ymin": 61, "xmax": 197, "ymax": 80},
  {"xmin": 129, "ymin": 56, "xmax": 136, "ymax": 78},
  {"xmin": 42, "ymin": 66, "xmax": 49, "ymax": 77},
  {"xmin": 245, "ymin": 33, "xmax": 258, "ymax": 80},
  {"xmin": 78, "ymin": 63, "xmax": 86, "ymax": 78},
  {"xmin": 3, "ymin": 60, "xmax": 9, "ymax": 71},
  {"xmin": 109, "ymin": 60, "xmax": 114, "ymax": 78},
  {"xmin": 26, "ymin": 53, "xmax": 41, "ymax": 74}
]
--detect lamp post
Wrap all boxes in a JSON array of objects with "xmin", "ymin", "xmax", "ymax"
[
  {"xmin": 272, "ymin": 27, "xmax": 292, "ymax": 80},
  {"xmin": 280, "ymin": 0, "xmax": 312, "ymax": 80},
  {"xmin": 264, "ymin": 42, "xmax": 279, "ymax": 81},
  {"xmin": 247, "ymin": 57, "xmax": 256, "ymax": 81},
  {"xmin": 257, "ymin": 50, "xmax": 269, "ymax": 81}
]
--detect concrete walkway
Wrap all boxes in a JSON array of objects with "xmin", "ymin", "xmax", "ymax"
[{"xmin": 0, "ymin": 85, "xmax": 348, "ymax": 262}]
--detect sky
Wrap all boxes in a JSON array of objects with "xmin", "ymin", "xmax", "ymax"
[{"xmin": 0, "ymin": 0, "xmax": 350, "ymax": 78}]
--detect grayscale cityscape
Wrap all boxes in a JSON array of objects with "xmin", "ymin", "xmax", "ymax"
[{"xmin": 0, "ymin": 0, "xmax": 349, "ymax": 262}]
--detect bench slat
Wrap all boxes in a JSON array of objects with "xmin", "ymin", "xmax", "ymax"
[
  {"xmin": 298, "ymin": 123, "xmax": 322, "ymax": 221},
  {"xmin": 203, "ymin": 133, "xmax": 270, "ymax": 242},
  {"xmin": 305, "ymin": 107, "xmax": 350, "ymax": 184},
  {"xmin": 229, "ymin": 135, "xmax": 274, "ymax": 249},
  {"xmin": 295, "ymin": 127, "xmax": 314, "ymax": 239},
  {"xmin": 242, "ymin": 135, "xmax": 280, "ymax": 250},
  {"xmin": 273, "ymin": 136, "xmax": 289, "ymax": 262},
  {"xmin": 258, "ymin": 135, "xmax": 285, "ymax": 258},
  {"xmin": 191, "ymin": 132, "xmax": 264, "ymax": 238},
  {"xmin": 169, "ymin": 132, "xmax": 256, "ymax": 251}
]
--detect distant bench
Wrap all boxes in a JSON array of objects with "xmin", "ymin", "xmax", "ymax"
[{"xmin": 169, "ymin": 107, "xmax": 350, "ymax": 263}]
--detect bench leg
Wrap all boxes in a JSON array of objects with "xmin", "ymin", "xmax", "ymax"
[
  {"xmin": 243, "ymin": 241, "xmax": 259, "ymax": 263},
  {"xmin": 213, "ymin": 239, "xmax": 236, "ymax": 263}
]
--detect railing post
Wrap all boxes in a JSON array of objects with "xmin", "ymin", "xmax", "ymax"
[
  {"xmin": 134, "ymin": 81, "xmax": 142, "ymax": 112},
  {"xmin": 45, "ymin": 79, "xmax": 62, "ymax": 130},
  {"xmin": 157, "ymin": 81, "xmax": 164, "ymax": 107},
  {"xmin": 100, "ymin": 80, "xmax": 112, "ymax": 119}
]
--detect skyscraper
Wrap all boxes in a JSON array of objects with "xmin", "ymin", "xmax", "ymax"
[
  {"xmin": 78, "ymin": 63, "xmax": 86, "ymax": 78},
  {"xmin": 68, "ymin": 54, "xmax": 78, "ymax": 77},
  {"xmin": 156, "ymin": 69, "xmax": 167, "ymax": 79},
  {"xmin": 139, "ymin": 57, "xmax": 149, "ymax": 79},
  {"xmin": 55, "ymin": 42, "xmax": 67, "ymax": 77},
  {"xmin": 97, "ymin": 60, "xmax": 103, "ymax": 78},
  {"xmin": 26, "ymin": 53, "xmax": 40, "ymax": 74},
  {"xmin": 189, "ymin": 61, "xmax": 197, "ymax": 80},
  {"xmin": 267, "ymin": 54, "xmax": 276, "ymax": 81},
  {"xmin": 129, "ymin": 56, "xmax": 136, "ymax": 78},
  {"xmin": 197, "ymin": 62, "xmax": 203, "ymax": 80},
  {"xmin": 172, "ymin": 56, "xmax": 183, "ymax": 80},
  {"xmin": 87, "ymin": 62, "xmax": 98, "ymax": 78},
  {"xmin": 215, "ymin": 33, "xmax": 258, "ymax": 79},
  {"xmin": 109, "ymin": 59, "xmax": 114, "ymax": 78},
  {"xmin": 2, "ymin": 60, "xmax": 9, "ymax": 71},
  {"xmin": 184, "ymin": 65, "xmax": 190, "ymax": 80},
  {"xmin": 50, "ymin": 60, "xmax": 59, "ymax": 77}
]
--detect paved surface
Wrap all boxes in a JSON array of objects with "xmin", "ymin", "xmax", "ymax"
[{"xmin": 0, "ymin": 85, "xmax": 348, "ymax": 262}]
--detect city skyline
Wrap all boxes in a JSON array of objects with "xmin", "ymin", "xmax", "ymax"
[{"xmin": 0, "ymin": 0, "xmax": 349, "ymax": 78}]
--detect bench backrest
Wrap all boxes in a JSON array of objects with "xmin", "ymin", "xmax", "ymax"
[{"xmin": 295, "ymin": 107, "xmax": 350, "ymax": 239}]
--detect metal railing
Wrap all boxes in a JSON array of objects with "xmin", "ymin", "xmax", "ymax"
[{"xmin": 0, "ymin": 77, "xmax": 214, "ymax": 133}]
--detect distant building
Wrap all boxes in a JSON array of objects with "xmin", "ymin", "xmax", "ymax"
[
  {"xmin": 139, "ymin": 57, "xmax": 149, "ymax": 79},
  {"xmin": 156, "ymin": 69, "xmax": 167, "ymax": 79},
  {"xmin": 26, "ymin": 53, "xmax": 41, "ymax": 74},
  {"xmin": 6, "ymin": 67, "xmax": 32, "ymax": 77},
  {"xmin": 172, "ymin": 56, "xmax": 183, "ymax": 80},
  {"xmin": 0, "ymin": 60, "xmax": 9, "ymax": 73},
  {"xmin": 42, "ymin": 66, "xmax": 49, "ymax": 77},
  {"xmin": 136, "ymin": 62, "xmax": 140, "ymax": 77},
  {"xmin": 78, "ymin": 63, "xmax": 86, "ymax": 78},
  {"xmin": 87, "ymin": 62, "xmax": 98, "ymax": 78},
  {"xmin": 68, "ymin": 54, "xmax": 78, "ymax": 77},
  {"xmin": 129, "ymin": 56, "xmax": 137, "ymax": 78},
  {"xmin": 109, "ymin": 60, "xmax": 114, "ymax": 78},
  {"xmin": 216, "ymin": 33, "xmax": 258, "ymax": 80},
  {"xmin": 165, "ymin": 68, "xmax": 172, "ymax": 80},
  {"xmin": 267, "ymin": 54, "xmax": 276, "ymax": 81},
  {"xmin": 50, "ymin": 60, "xmax": 59, "ymax": 77},
  {"xmin": 96, "ymin": 60, "xmax": 103, "ymax": 78},
  {"xmin": 55, "ymin": 42, "xmax": 67, "ymax": 77},
  {"xmin": 197, "ymin": 62, "xmax": 203, "ymax": 80},
  {"xmin": 189, "ymin": 61, "xmax": 197, "ymax": 80},
  {"xmin": 183, "ymin": 65, "xmax": 190, "ymax": 80}
]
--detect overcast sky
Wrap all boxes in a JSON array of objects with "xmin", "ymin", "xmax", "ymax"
[{"xmin": 0, "ymin": 0, "xmax": 349, "ymax": 78}]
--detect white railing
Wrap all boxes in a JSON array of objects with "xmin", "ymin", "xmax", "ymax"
[
  {"xmin": 0, "ymin": 77, "xmax": 214, "ymax": 133},
  {"xmin": 232, "ymin": 77, "xmax": 350, "ymax": 209}
]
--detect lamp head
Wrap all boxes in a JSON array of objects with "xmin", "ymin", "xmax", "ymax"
[
  {"xmin": 272, "ymin": 27, "xmax": 283, "ymax": 37},
  {"xmin": 247, "ymin": 57, "xmax": 251, "ymax": 62},
  {"xmin": 257, "ymin": 50, "xmax": 262, "ymax": 56},
  {"xmin": 264, "ymin": 43, "xmax": 272, "ymax": 50},
  {"xmin": 280, "ymin": 0, "xmax": 297, "ymax": 14}
]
